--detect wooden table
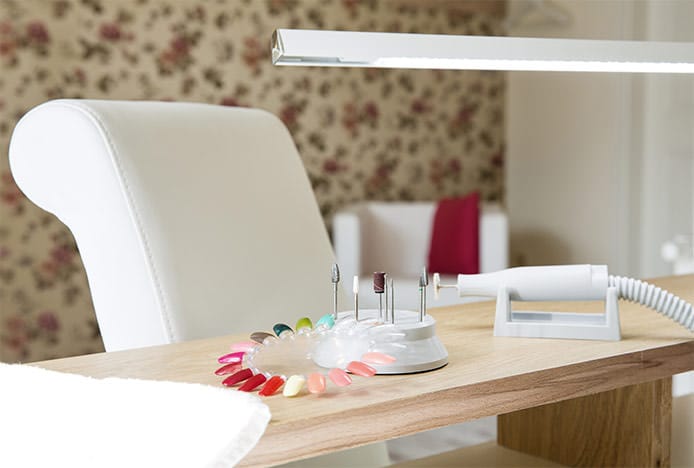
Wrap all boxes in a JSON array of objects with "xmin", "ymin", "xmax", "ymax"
[{"xmin": 36, "ymin": 275, "xmax": 694, "ymax": 467}]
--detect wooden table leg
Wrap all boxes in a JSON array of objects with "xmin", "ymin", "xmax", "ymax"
[{"xmin": 498, "ymin": 377, "xmax": 672, "ymax": 467}]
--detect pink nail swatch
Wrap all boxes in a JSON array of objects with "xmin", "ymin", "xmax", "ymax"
[
  {"xmin": 307, "ymin": 373, "xmax": 326, "ymax": 394},
  {"xmin": 347, "ymin": 361, "xmax": 377, "ymax": 377},
  {"xmin": 361, "ymin": 352, "xmax": 396, "ymax": 365},
  {"xmin": 230, "ymin": 341, "xmax": 258, "ymax": 352},
  {"xmin": 328, "ymin": 368, "xmax": 352, "ymax": 387},
  {"xmin": 217, "ymin": 351, "xmax": 245, "ymax": 364}
]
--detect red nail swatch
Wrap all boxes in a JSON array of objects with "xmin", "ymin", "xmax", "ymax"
[
  {"xmin": 259, "ymin": 375, "xmax": 285, "ymax": 396},
  {"xmin": 222, "ymin": 368, "xmax": 253, "ymax": 387},
  {"xmin": 239, "ymin": 373, "xmax": 267, "ymax": 392},
  {"xmin": 215, "ymin": 362, "xmax": 242, "ymax": 376}
]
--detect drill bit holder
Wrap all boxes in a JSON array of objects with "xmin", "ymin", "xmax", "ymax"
[
  {"xmin": 323, "ymin": 265, "xmax": 447, "ymax": 374},
  {"xmin": 311, "ymin": 309, "xmax": 448, "ymax": 374}
]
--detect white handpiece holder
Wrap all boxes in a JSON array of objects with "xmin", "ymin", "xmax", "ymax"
[{"xmin": 436, "ymin": 265, "xmax": 621, "ymax": 341}]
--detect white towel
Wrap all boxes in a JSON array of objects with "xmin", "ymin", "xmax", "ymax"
[{"xmin": 0, "ymin": 363, "xmax": 270, "ymax": 467}]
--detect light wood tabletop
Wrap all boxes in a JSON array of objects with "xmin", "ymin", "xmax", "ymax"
[{"xmin": 35, "ymin": 275, "xmax": 694, "ymax": 467}]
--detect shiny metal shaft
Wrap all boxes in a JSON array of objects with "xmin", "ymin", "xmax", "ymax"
[
  {"xmin": 389, "ymin": 278, "xmax": 395, "ymax": 324},
  {"xmin": 384, "ymin": 274, "xmax": 389, "ymax": 322},
  {"xmin": 419, "ymin": 287, "xmax": 424, "ymax": 321},
  {"xmin": 333, "ymin": 283, "xmax": 338, "ymax": 320},
  {"xmin": 354, "ymin": 292, "xmax": 359, "ymax": 321}
]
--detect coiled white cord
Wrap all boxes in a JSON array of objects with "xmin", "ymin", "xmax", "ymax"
[{"xmin": 608, "ymin": 275, "xmax": 694, "ymax": 331}]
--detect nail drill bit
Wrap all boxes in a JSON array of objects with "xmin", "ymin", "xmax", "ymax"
[
  {"xmin": 331, "ymin": 263, "xmax": 340, "ymax": 320},
  {"xmin": 374, "ymin": 272, "xmax": 385, "ymax": 321},
  {"xmin": 421, "ymin": 267, "xmax": 429, "ymax": 320},
  {"xmin": 433, "ymin": 272, "xmax": 457, "ymax": 300},
  {"xmin": 389, "ymin": 277, "xmax": 395, "ymax": 324},
  {"xmin": 419, "ymin": 274, "xmax": 426, "ymax": 322},
  {"xmin": 384, "ymin": 273, "xmax": 389, "ymax": 322},
  {"xmin": 353, "ymin": 275, "xmax": 360, "ymax": 321}
]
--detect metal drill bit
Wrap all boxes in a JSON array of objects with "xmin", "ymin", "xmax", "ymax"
[
  {"xmin": 374, "ymin": 272, "xmax": 385, "ymax": 321},
  {"xmin": 389, "ymin": 277, "xmax": 395, "ymax": 324},
  {"xmin": 421, "ymin": 267, "xmax": 429, "ymax": 319},
  {"xmin": 418, "ymin": 274, "xmax": 426, "ymax": 322},
  {"xmin": 353, "ymin": 275, "xmax": 360, "ymax": 321},
  {"xmin": 384, "ymin": 273, "xmax": 389, "ymax": 322},
  {"xmin": 433, "ymin": 272, "xmax": 457, "ymax": 300},
  {"xmin": 331, "ymin": 263, "xmax": 340, "ymax": 320}
]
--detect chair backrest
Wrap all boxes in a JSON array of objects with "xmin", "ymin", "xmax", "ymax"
[{"xmin": 10, "ymin": 100, "xmax": 344, "ymax": 351}]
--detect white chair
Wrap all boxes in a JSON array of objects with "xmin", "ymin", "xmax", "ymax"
[
  {"xmin": 9, "ymin": 99, "xmax": 388, "ymax": 466},
  {"xmin": 333, "ymin": 202, "xmax": 508, "ymax": 310}
]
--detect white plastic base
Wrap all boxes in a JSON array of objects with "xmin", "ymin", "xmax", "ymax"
[
  {"xmin": 312, "ymin": 309, "xmax": 448, "ymax": 374},
  {"xmin": 492, "ymin": 286, "xmax": 622, "ymax": 341}
]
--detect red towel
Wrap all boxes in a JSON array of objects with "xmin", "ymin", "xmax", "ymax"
[{"xmin": 427, "ymin": 192, "xmax": 480, "ymax": 275}]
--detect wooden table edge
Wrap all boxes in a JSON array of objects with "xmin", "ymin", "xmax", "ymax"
[{"xmin": 242, "ymin": 340, "xmax": 693, "ymax": 467}]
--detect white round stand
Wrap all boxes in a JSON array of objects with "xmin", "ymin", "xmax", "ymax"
[{"xmin": 312, "ymin": 309, "xmax": 448, "ymax": 374}]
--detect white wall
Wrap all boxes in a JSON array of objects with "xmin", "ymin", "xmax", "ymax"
[
  {"xmin": 635, "ymin": 0, "xmax": 694, "ymax": 277},
  {"xmin": 507, "ymin": 0, "xmax": 637, "ymax": 274},
  {"xmin": 507, "ymin": 0, "xmax": 694, "ymax": 279}
]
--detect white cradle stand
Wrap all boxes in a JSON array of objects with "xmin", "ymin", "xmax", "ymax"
[{"xmin": 493, "ymin": 286, "xmax": 622, "ymax": 341}]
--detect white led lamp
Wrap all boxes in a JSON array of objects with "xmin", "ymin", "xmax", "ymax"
[{"xmin": 272, "ymin": 29, "xmax": 694, "ymax": 74}]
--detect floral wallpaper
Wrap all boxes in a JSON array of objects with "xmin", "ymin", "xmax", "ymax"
[{"xmin": 0, "ymin": 0, "xmax": 505, "ymax": 363}]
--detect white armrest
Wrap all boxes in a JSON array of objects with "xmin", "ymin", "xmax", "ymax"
[
  {"xmin": 332, "ymin": 205, "xmax": 364, "ymax": 284},
  {"xmin": 480, "ymin": 203, "xmax": 508, "ymax": 272}
]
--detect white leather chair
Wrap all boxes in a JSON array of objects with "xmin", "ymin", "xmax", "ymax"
[
  {"xmin": 9, "ymin": 99, "xmax": 387, "ymax": 466},
  {"xmin": 333, "ymin": 202, "xmax": 508, "ymax": 310}
]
